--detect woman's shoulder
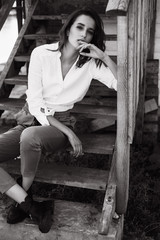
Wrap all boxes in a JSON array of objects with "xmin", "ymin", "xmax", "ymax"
[{"xmin": 31, "ymin": 42, "xmax": 59, "ymax": 55}]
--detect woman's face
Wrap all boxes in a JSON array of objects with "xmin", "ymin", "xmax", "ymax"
[{"xmin": 67, "ymin": 14, "xmax": 95, "ymax": 50}]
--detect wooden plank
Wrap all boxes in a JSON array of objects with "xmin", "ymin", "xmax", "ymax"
[
  {"xmin": 0, "ymin": 0, "xmax": 38, "ymax": 87},
  {"xmin": 0, "ymin": 98, "xmax": 25, "ymax": 111},
  {"xmin": 80, "ymin": 97, "xmax": 117, "ymax": 107},
  {"xmin": 24, "ymin": 33, "xmax": 59, "ymax": 41},
  {"xmin": 145, "ymin": 98, "xmax": 158, "ymax": 114},
  {"xmin": 73, "ymin": 133, "xmax": 116, "ymax": 155},
  {"xmin": 14, "ymin": 55, "xmax": 30, "ymax": 62},
  {"xmin": 144, "ymin": 112, "xmax": 158, "ymax": 122},
  {"xmin": 23, "ymin": 34, "xmax": 117, "ymax": 56},
  {"xmin": 32, "ymin": 14, "xmax": 68, "ymax": 23},
  {"xmin": 146, "ymin": 87, "xmax": 159, "ymax": 97},
  {"xmin": 0, "ymin": 197, "xmax": 123, "ymax": 240},
  {"xmin": 0, "ymin": 159, "xmax": 109, "ymax": 190},
  {"xmin": 128, "ymin": 0, "xmax": 136, "ymax": 143},
  {"xmin": 103, "ymin": 18, "xmax": 117, "ymax": 35},
  {"xmin": 86, "ymin": 86, "xmax": 117, "ymax": 97},
  {"xmin": 0, "ymin": 98, "xmax": 117, "ymax": 120},
  {"xmin": 4, "ymin": 75, "xmax": 28, "ymax": 85},
  {"xmin": 116, "ymin": 16, "xmax": 129, "ymax": 214},
  {"xmin": 90, "ymin": 118, "xmax": 116, "ymax": 132},
  {"xmin": 71, "ymin": 104, "xmax": 117, "ymax": 119},
  {"xmin": 0, "ymin": 0, "xmax": 15, "ymax": 30},
  {"xmin": 143, "ymin": 123, "xmax": 158, "ymax": 133},
  {"xmin": 98, "ymin": 184, "xmax": 116, "ymax": 235},
  {"xmin": 106, "ymin": 0, "xmax": 130, "ymax": 15},
  {"xmin": 146, "ymin": 60, "xmax": 159, "ymax": 74}
]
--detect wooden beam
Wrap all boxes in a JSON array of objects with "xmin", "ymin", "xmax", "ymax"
[
  {"xmin": 128, "ymin": 0, "xmax": 136, "ymax": 143},
  {"xmin": 0, "ymin": 0, "xmax": 15, "ymax": 30},
  {"xmin": 106, "ymin": 0, "xmax": 130, "ymax": 15},
  {"xmin": 116, "ymin": 15, "xmax": 129, "ymax": 214},
  {"xmin": 98, "ymin": 184, "xmax": 116, "ymax": 235}
]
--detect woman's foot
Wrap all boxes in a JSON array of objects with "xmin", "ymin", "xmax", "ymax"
[
  {"xmin": 19, "ymin": 196, "xmax": 53, "ymax": 233},
  {"xmin": 7, "ymin": 202, "xmax": 29, "ymax": 224}
]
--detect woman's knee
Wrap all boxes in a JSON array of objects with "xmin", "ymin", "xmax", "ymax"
[{"xmin": 20, "ymin": 127, "xmax": 41, "ymax": 150}]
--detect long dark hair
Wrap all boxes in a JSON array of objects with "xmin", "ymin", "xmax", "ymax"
[{"xmin": 59, "ymin": 7, "xmax": 106, "ymax": 68}]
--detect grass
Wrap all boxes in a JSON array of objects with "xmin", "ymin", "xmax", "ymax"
[{"xmin": 123, "ymin": 134, "xmax": 160, "ymax": 239}]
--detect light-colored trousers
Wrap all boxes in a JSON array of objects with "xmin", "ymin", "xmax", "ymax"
[{"xmin": 0, "ymin": 124, "xmax": 68, "ymax": 193}]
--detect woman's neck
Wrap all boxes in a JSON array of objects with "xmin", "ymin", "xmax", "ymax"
[{"xmin": 61, "ymin": 43, "xmax": 79, "ymax": 64}]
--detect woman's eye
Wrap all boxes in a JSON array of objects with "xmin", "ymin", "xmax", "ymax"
[
  {"xmin": 88, "ymin": 30, "xmax": 94, "ymax": 35},
  {"xmin": 77, "ymin": 26, "xmax": 83, "ymax": 30}
]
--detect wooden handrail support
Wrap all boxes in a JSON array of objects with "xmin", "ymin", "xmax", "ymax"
[
  {"xmin": 98, "ymin": 149, "xmax": 117, "ymax": 235},
  {"xmin": 106, "ymin": 0, "xmax": 130, "ymax": 15},
  {"xmin": 106, "ymin": 0, "xmax": 156, "ymax": 214},
  {"xmin": 0, "ymin": 0, "xmax": 15, "ymax": 30}
]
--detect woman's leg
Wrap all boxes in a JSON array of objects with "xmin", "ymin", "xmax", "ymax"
[
  {"xmin": 6, "ymin": 184, "xmax": 27, "ymax": 203},
  {"xmin": 0, "ymin": 125, "xmax": 25, "ymax": 194},
  {"xmin": 20, "ymin": 125, "xmax": 68, "ymax": 191}
]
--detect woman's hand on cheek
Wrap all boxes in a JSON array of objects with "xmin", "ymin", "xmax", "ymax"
[{"xmin": 78, "ymin": 43, "xmax": 105, "ymax": 60}]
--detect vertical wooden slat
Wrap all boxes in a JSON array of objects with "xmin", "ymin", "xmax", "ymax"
[
  {"xmin": 136, "ymin": 0, "xmax": 142, "ymax": 108},
  {"xmin": 116, "ymin": 15, "xmax": 130, "ymax": 214},
  {"xmin": 128, "ymin": 0, "xmax": 135, "ymax": 143}
]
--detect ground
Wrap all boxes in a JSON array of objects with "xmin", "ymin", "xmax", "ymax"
[{"xmin": 123, "ymin": 135, "xmax": 160, "ymax": 240}]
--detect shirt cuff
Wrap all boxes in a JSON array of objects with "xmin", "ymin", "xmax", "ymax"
[{"xmin": 35, "ymin": 115, "xmax": 50, "ymax": 126}]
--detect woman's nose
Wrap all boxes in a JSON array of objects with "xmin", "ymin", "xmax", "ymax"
[{"xmin": 81, "ymin": 30, "xmax": 87, "ymax": 38}]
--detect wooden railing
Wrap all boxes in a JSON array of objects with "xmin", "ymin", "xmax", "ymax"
[
  {"xmin": 106, "ymin": 0, "xmax": 157, "ymax": 213},
  {"xmin": 0, "ymin": 0, "xmax": 15, "ymax": 30}
]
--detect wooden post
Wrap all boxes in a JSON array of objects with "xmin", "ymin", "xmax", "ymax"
[
  {"xmin": 24, "ymin": 0, "xmax": 31, "ymax": 17},
  {"xmin": 16, "ymin": 0, "xmax": 23, "ymax": 32},
  {"xmin": 116, "ymin": 15, "xmax": 130, "ymax": 214},
  {"xmin": 128, "ymin": 0, "xmax": 135, "ymax": 143}
]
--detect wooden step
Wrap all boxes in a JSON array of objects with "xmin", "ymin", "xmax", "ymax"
[
  {"xmin": 71, "ymin": 104, "xmax": 117, "ymax": 119},
  {"xmin": 0, "ymin": 118, "xmax": 116, "ymax": 154},
  {"xmin": 0, "ymin": 98, "xmax": 117, "ymax": 120},
  {"xmin": 24, "ymin": 33, "xmax": 60, "ymax": 41},
  {"xmin": 24, "ymin": 33, "xmax": 117, "ymax": 41},
  {"xmin": 76, "ymin": 133, "xmax": 116, "ymax": 154},
  {"xmin": 0, "ymin": 197, "xmax": 123, "ymax": 240},
  {"xmin": 32, "ymin": 14, "xmax": 68, "ymax": 22},
  {"xmin": 14, "ymin": 55, "xmax": 30, "ymax": 62},
  {"xmin": 0, "ymin": 98, "xmax": 25, "ymax": 111},
  {"xmin": 0, "ymin": 159, "xmax": 109, "ymax": 190},
  {"xmin": 32, "ymin": 14, "xmax": 116, "ymax": 21},
  {"xmin": 4, "ymin": 75, "xmax": 28, "ymax": 85}
]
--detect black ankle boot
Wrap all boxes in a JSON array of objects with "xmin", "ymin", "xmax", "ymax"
[
  {"xmin": 19, "ymin": 195, "xmax": 53, "ymax": 233},
  {"xmin": 7, "ymin": 177, "xmax": 32, "ymax": 224}
]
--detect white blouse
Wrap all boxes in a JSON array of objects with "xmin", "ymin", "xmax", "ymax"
[{"xmin": 26, "ymin": 42, "xmax": 117, "ymax": 126}]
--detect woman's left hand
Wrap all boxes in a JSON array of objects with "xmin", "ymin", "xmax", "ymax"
[{"xmin": 77, "ymin": 41, "xmax": 105, "ymax": 60}]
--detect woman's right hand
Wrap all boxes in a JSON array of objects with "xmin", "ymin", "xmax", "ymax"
[
  {"xmin": 67, "ymin": 130, "xmax": 83, "ymax": 158},
  {"xmin": 47, "ymin": 115, "xmax": 83, "ymax": 158}
]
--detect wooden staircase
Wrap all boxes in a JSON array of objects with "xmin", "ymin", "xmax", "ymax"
[{"xmin": 0, "ymin": 0, "xmax": 156, "ymax": 239}]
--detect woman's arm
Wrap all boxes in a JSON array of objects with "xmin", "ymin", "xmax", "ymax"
[
  {"xmin": 26, "ymin": 47, "xmax": 50, "ymax": 126},
  {"xmin": 78, "ymin": 41, "xmax": 117, "ymax": 80},
  {"xmin": 47, "ymin": 115, "xmax": 83, "ymax": 157}
]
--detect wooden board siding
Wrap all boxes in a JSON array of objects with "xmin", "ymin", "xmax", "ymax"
[{"xmin": 154, "ymin": 0, "xmax": 160, "ymax": 105}]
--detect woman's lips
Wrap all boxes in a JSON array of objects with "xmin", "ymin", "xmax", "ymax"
[{"xmin": 77, "ymin": 39, "xmax": 86, "ymax": 43}]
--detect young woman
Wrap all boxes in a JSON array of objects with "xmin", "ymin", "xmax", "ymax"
[{"xmin": 0, "ymin": 7, "xmax": 117, "ymax": 233}]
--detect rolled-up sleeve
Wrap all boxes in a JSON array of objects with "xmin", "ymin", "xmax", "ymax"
[
  {"xmin": 90, "ymin": 61, "xmax": 117, "ymax": 91},
  {"xmin": 26, "ymin": 47, "xmax": 50, "ymax": 126}
]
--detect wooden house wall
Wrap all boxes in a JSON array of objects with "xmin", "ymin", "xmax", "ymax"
[{"xmin": 154, "ymin": 0, "xmax": 160, "ymax": 105}]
